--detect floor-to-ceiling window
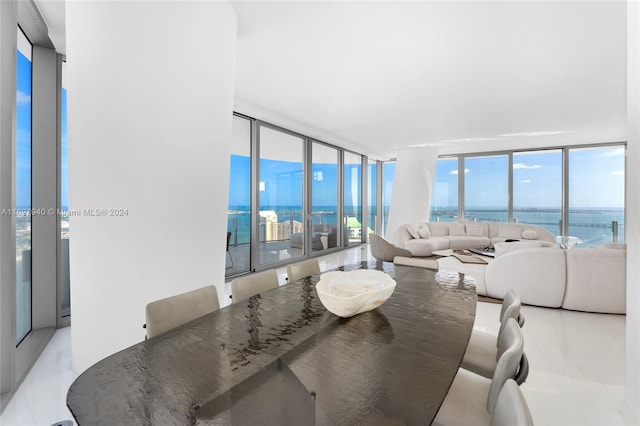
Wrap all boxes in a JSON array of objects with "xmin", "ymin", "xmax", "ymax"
[
  {"xmin": 430, "ymin": 157, "xmax": 459, "ymax": 222},
  {"xmin": 258, "ymin": 125, "xmax": 305, "ymax": 266},
  {"xmin": 512, "ymin": 150, "xmax": 562, "ymax": 237},
  {"xmin": 464, "ymin": 155, "xmax": 508, "ymax": 222},
  {"xmin": 226, "ymin": 115, "xmax": 252, "ymax": 276},
  {"xmin": 60, "ymin": 61, "xmax": 70, "ymax": 319},
  {"xmin": 226, "ymin": 116, "xmax": 372, "ymax": 275},
  {"xmin": 16, "ymin": 27, "xmax": 32, "ymax": 344},
  {"xmin": 311, "ymin": 142, "xmax": 339, "ymax": 252},
  {"xmin": 568, "ymin": 146, "xmax": 625, "ymax": 245},
  {"xmin": 343, "ymin": 152, "xmax": 362, "ymax": 245},
  {"xmin": 423, "ymin": 144, "xmax": 625, "ymax": 245},
  {"xmin": 382, "ymin": 161, "xmax": 395, "ymax": 235},
  {"xmin": 367, "ymin": 159, "xmax": 377, "ymax": 238}
]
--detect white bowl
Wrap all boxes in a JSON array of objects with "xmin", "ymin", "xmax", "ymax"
[{"xmin": 315, "ymin": 270, "xmax": 396, "ymax": 318}]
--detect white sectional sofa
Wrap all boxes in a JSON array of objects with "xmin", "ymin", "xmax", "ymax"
[
  {"xmin": 395, "ymin": 221, "xmax": 556, "ymax": 257},
  {"xmin": 484, "ymin": 245, "xmax": 626, "ymax": 314}
]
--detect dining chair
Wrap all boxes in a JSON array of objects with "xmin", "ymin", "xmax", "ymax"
[
  {"xmin": 462, "ymin": 288, "xmax": 529, "ymax": 384},
  {"xmin": 231, "ymin": 269, "xmax": 279, "ymax": 302},
  {"xmin": 432, "ymin": 318, "xmax": 524, "ymax": 425},
  {"xmin": 286, "ymin": 258, "xmax": 321, "ymax": 282},
  {"xmin": 145, "ymin": 285, "xmax": 220, "ymax": 339},
  {"xmin": 490, "ymin": 379, "xmax": 534, "ymax": 426}
]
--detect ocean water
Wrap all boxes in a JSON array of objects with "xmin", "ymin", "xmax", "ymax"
[
  {"xmin": 430, "ymin": 207, "xmax": 624, "ymax": 246},
  {"xmin": 229, "ymin": 206, "xmax": 624, "ymax": 247}
]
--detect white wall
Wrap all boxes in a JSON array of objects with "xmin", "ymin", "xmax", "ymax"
[
  {"xmin": 385, "ymin": 147, "xmax": 438, "ymax": 243},
  {"xmin": 66, "ymin": 1, "xmax": 237, "ymax": 373},
  {"xmin": 626, "ymin": 0, "xmax": 640, "ymax": 421}
]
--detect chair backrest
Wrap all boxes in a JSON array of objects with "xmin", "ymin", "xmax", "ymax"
[
  {"xmin": 489, "ymin": 379, "xmax": 534, "ymax": 426},
  {"xmin": 145, "ymin": 285, "xmax": 220, "ymax": 338},
  {"xmin": 287, "ymin": 259, "xmax": 321, "ymax": 282},
  {"xmin": 487, "ymin": 318, "xmax": 524, "ymax": 413},
  {"xmin": 369, "ymin": 233, "xmax": 412, "ymax": 262},
  {"xmin": 231, "ymin": 269, "xmax": 279, "ymax": 302},
  {"xmin": 499, "ymin": 288, "xmax": 523, "ymax": 335}
]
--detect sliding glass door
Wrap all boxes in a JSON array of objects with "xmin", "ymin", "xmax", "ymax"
[
  {"xmin": 258, "ymin": 125, "xmax": 305, "ymax": 267},
  {"xmin": 343, "ymin": 152, "xmax": 362, "ymax": 246},
  {"xmin": 311, "ymin": 142, "xmax": 339, "ymax": 252},
  {"xmin": 226, "ymin": 116, "xmax": 252, "ymax": 276}
]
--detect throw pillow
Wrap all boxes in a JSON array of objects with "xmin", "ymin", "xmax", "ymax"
[
  {"xmin": 418, "ymin": 225, "xmax": 431, "ymax": 239},
  {"xmin": 498, "ymin": 224, "xmax": 522, "ymax": 239},
  {"xmin": 407, "ymin": 223, "xmax": 422, "ymax": 239},
  {"xmin": 521, "ymin": 229, "xmax": 538, "ymax": 240},
  {"xmin": 466, "ymin": 224, "xmax": 484, "ymax": 236},
  {"xmin": 449, "ymin": 224, "xmax": 466, "ymax": 236}
]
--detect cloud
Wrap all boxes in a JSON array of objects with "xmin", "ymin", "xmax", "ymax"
[
  {"xmin": 16, "ymin": 90, "xmax": 30, "ymax": 105},
  {"xmin": 520, "ymin": 179, "xmax": 532, "ymax": 183},
  {"xmin": 600, "ymin": 148, "xmax": 625, "ymax": 158},
  {"xmin": 612, "ymin": 170, "xmax": 624, "ymax": 176},
  {"xmin": 450, "ymin": 169, "xmax": 470, "ymax": 175},
  {"xmin": 513, "ymin": 163, "xmax": 542, "ymax": 170}
]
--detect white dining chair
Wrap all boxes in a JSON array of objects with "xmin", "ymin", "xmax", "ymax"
[
  {"xmin": 462, "ymin": 288, "xmax": 529, "ymax": 383},
  {"xmin": 231, "ymin": 269, "xmax": 279, "ymax": 302},
  {"xmin": 432, "ymin": 318, "xmax": 524, "ymax": 425},
  {"xmin": 286, "ymin": 258, "xmax": 321, "ymax": 282},
  {"xmin": 490, "ymin": 379, "xmax": 534, "ymax": 426},
  {"xmin": 145, "ymin": 285, "xmax": 220, "ymax": 339}
]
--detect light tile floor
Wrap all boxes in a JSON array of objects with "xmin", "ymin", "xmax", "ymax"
[{"xmin": 1, "ymin": 244, "xmax": 637, "ymax": 425}]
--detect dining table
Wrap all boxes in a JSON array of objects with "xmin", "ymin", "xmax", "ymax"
[{"xmin": 66, "ymin": 261, "xmax": 477, "ymax": 425}]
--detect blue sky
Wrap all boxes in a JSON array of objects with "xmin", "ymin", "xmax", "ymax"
[
  {"xmin": 16, "ymin": 50, "xmax": 31, "ymax": 209},
  {"xmin": 228, "ymin": 156, "xmax": 363, "ymax": 208}
]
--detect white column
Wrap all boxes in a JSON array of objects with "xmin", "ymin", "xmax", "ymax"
[
  {"xmin": 626, "ymin": 0, "xmax": 640, "ymax": 421},
  {"xmin": 385, "ymin": 147, "xmax": 438, "ymax": 243},
  {"xmin": 67, "ymin": 1, "xmax": 237, "ymax": 373}
]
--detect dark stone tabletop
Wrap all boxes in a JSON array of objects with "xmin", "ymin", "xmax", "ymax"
[{"xmin": 67, "ymin": 261, "xmax": 476, "ymax": 425}]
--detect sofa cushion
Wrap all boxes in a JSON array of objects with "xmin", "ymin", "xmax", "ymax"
[
  {"xmin": 465, "ymin": 224, "xmax": 484, "ymax": 236},
  {"xmin": 521, "ymin": 229, "xmax": 538, "ymax": 240},
  {"xmin": 498, "ymin": 224, "xmax": 523, "ymax": 239},
  {"xmin": 447, "ymin": 236, "xmax": 491, "ymax": 249},
  {"xmin": 404, "ymin": 237, "xmax": 449, "ymax": 256},
  {"xmin": 494, "ymin": 241, "xmax": 547, "ymax": 257},
  {"xmin": 407, "ymin": 223, "xmax": 422, "ymax": 239},
  {"xmin": 427, "ymin": 222, "xmax": 450, "ymax": 237},
  {"xmin": 418, "ymin": 225, "xmax": 431, "ymax": 239},
  {"xmin": 449, "ymin": 224, "xmax": 466, "ymax": 236}
]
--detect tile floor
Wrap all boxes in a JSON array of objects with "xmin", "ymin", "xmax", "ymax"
[{"xmin": 0, "ymin": 244, "xmax": 636, "ymax": 426}]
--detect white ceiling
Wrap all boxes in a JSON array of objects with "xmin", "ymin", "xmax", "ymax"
[{"xmin": 36, "ymin": 1, "xmax": 627, "ymax": 160}]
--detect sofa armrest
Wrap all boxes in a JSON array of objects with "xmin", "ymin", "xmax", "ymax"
[
  {"xmin": 485, "ymin": 248, "xmax": 566, "ymax": 308},
  {"xmin": 394, "ymin": 225, "xmax": 414, "ymax": 248}
]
